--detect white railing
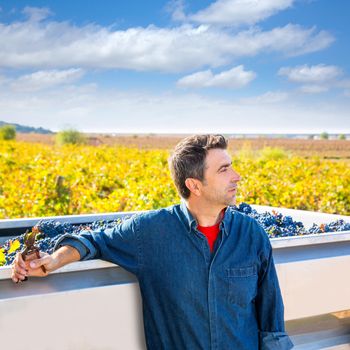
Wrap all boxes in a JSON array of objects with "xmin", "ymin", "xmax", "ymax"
[{"xmin": 1, "ymin": 206, "xmax": 349, "ymax": 349}]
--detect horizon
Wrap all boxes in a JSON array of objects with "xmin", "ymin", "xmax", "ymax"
[
  {"xmin": 0, "ymin": 0, "xmax": 349, "ymax": 133},
  {"xmin": 3, "ymin": 119, "xmax": 348, "ymax": 137}
]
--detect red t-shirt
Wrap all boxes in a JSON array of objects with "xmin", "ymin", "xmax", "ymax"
[
  {"xmin": 197, "ymin": 209, "xmax": 225, "ymax": 252},
  {"xmin": 197, "ymin": 222, "xmax": 220, "ymax": 252}
]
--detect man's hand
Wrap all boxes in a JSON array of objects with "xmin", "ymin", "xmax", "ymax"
[
  {"xmin": 11, "ymin": 251, "xmax": 54, "ymax": 283},
  {"xmin": 11, "ymin": 245, "xmax": 80, "ymax": 283}
]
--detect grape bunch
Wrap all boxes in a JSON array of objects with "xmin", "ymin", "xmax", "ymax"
[
  {"xmin": 1, "ymin": 218, "xmax": 124, "ymax": 266},
  {"xmin": 234, "ymin": 203, "xmax": 350, "ymax": 238},
  {"xmin": 1, "ymin": 204, "xmax": 349, "ymax": 266}
]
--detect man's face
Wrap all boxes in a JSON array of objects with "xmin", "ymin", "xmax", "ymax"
[{"xmin": 200, "ymin": 148, "xmax": 241, "ymax": 207}]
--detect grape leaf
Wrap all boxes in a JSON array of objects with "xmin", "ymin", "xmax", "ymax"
[
  {"xmin": 0, "ymin": 248, "xmax": 5, "ymax": 266},
  {"xmin": 8, "ymin": 239, "xmax": 21, "ymax": 254}
]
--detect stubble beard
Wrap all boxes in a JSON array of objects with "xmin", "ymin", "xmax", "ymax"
[{"xmin": 206, "ymin": 189, "xmax": 236, "ymax": 208}]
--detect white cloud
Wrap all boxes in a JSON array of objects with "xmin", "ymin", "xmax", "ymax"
[
  {"xmin": 278, "ymin": 64, "xmax": 342, "ymax": 83},
  {"xmin": 22, "ymin": 6, "xmax": 52, "ymax": 22},
  {"xmin": 240, "ymin": 90, "xmax": 289, "ymax": 103},
  {"xmin": 177, "ymin": 65, "xmax": 256, "ymax": 88},
  {"xmin": 0, "ymin": 85, "xmax": 349, "ymax": 134},
  {"xmin": 299, "ymin": 85, "xmax": 329, "ymax": 94},
  {"xmin": 190, "ymin": 0, "xmax": 294, "ymax": 26},
  {"xmin": 264, "ymin": 26, "xmax": 333, "ymax": 57},
  {"xmin": 278, "ymin": 64, "xmax": 349, "ymax": 94},
  {"xmin": 7, "ymin": 69, "xmax": 84, "ymax": 92},
  {"xmin": 0, "ymin": 14, "xmax": 334, "ymax": 72},
  {"xmin": 166, "ymin": 0, "xmax": 186, "ymax": 21}
]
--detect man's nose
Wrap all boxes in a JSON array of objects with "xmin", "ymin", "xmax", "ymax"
[{"xmin": 232, "ymin": 169, "xmax": 241, "ymax": 182}]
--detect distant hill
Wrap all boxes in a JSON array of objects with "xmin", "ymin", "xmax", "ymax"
[{"xmin": 0, "ymin": 120, "xmax": 53, "ymax": 134}]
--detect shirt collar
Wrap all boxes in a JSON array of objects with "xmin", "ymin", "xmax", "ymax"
[
  {"xmin": 221, "ymin": 207, "xmax": 233, "ymax": 236},
  {"xmin": 180, "ymin": 200, "xmax": 197, "ymax": 233},
  {"xmin": 179, "ymin": 200, "xmax": 232, "ymax": 236}
]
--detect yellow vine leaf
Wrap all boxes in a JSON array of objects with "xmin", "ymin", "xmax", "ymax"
[
  {"xmin": 0, "ymin": 248, "xmax": 6, "ymax": 266},
  {"xmin": 8, "ymin": 239, "xmax": 21, "ymax": 254}
]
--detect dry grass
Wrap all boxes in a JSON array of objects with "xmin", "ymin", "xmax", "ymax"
[{"xmin": 16, "ymin": 133, "xmax": 350, "ymax": 159}]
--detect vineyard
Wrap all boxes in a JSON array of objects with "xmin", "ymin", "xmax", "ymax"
[{"xmin": 0, "ymin": 140, "xmax": 349, "ymax": 219}]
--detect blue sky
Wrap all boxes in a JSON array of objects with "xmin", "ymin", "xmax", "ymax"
[{"xmin": 0, "ymin": 0, "xmax": 349, "ymax": 134}]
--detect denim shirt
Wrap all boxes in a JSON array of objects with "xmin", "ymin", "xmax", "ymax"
[{"xmin": 55, "ymin": 202, "xmax": 294, "ymax": 350}]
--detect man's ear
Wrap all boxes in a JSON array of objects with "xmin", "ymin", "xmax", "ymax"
[{"xmin": 185, "ymin": 178, "xmax": 201, "ymax": 196}]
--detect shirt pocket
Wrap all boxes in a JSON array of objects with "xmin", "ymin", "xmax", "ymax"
[{"xmin": 226, "ymin": 265, "xmax": 258, "ymax": 308}]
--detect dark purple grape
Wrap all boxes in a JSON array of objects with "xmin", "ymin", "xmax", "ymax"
[{"xmin": 1, "ymin": 205, "xmax": 349, "ymax": 266}]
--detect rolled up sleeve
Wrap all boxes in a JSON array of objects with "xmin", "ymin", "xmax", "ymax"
[
  {"xmin": 54, "ymin": 234, "xmax": 96, "ymax": 260},
  {"xmin": 53, "ymin": 215, "xmax": 142, "ymax": 276},
  {"xmin": 259, "ymin": 331, "xmax": 294, "ymax": 350}
]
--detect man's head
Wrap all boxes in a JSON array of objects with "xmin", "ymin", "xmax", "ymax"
[{"xmin": 169, "ymin": 134, "xmax": 232, "ymax": 199}]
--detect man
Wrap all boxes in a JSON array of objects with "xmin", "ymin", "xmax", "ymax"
[{"xmin": 12, "ymin": 134, "xmax": 294, "ymax": 350}]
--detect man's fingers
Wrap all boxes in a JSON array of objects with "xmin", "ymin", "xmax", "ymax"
[
  {"xmin": 15, "ymin": 252, "xmax": 26, "ymax": 269},
  {"xmin": 14, "ymin": 265, "xmax": 27, "ymax": 276},
  {"xmin": 13, "ymin": 262, "xmax": 27, "ymax": 276},
  {"xmin": 11, "ymin": 252, "xmax": 27, "ymax": 283},
  {"xmin": 12, "ymin": 251, "xmax": 51, "ymax": 283},
  {"xmin": 29, "ymin": 254, "xmax": 51, "ymax": 269},
  {"xmin": 11, "ymin": 268, "xmax": 26, "ymax": 282},
  {"xmin": 11, "ymin": 273, "xmax": 19, "ymax": 283}
]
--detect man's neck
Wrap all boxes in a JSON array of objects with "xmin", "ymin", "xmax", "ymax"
[{"xmin": 185, "ymin": 199, "xmax": 225, "ymax": 227}]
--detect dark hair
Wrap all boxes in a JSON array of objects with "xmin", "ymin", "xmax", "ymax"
[{"xmin": 169, "ymin": 134, "xmax": 228, "ymax": 199}]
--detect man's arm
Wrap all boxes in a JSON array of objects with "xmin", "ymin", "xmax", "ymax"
[
  {"xmin": 55, "ymin": 214, "xmax": 142, "ymax": 274},
  {"xmin": 255, "ymin": 229, "xmax": 294, "ymax": 350},
  {"xmin": 11, "ymin": 245, "xmax": 80, "ymax": 283},
  {"xmin": 12, "ymin": 214, "xmax": 143, "ymax": 283}
]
